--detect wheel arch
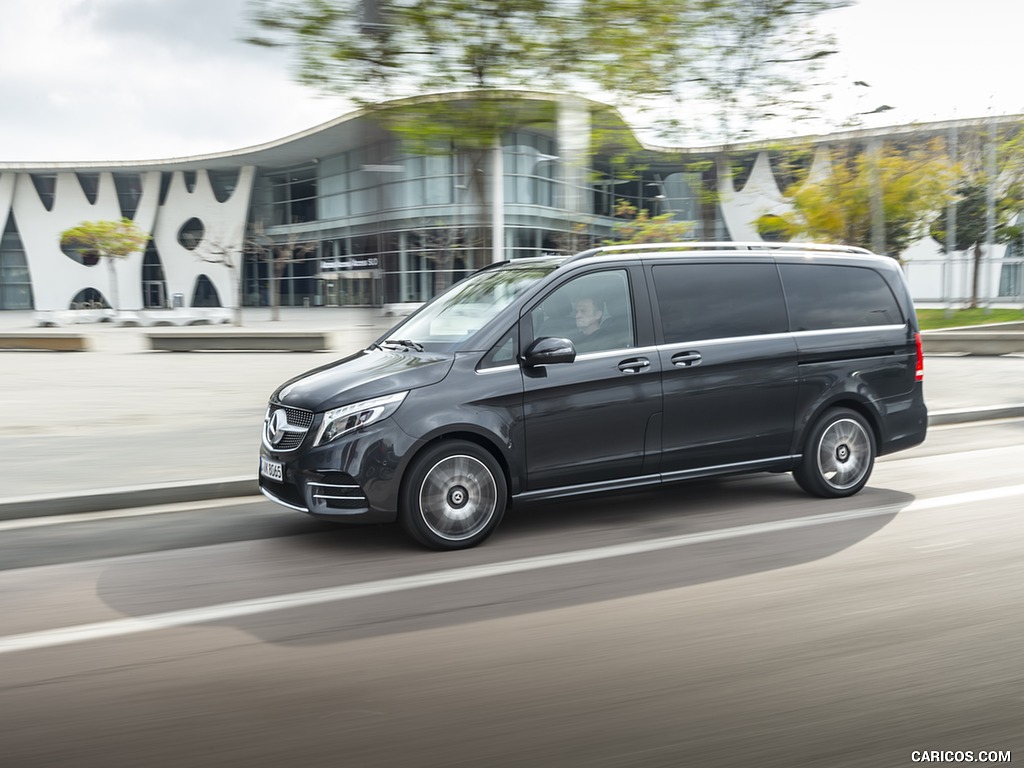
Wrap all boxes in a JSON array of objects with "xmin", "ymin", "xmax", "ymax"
[
  {"xmin": 401, "ymin": 428, "xmax": 515, "ymax": 502},
  {"xmin": 795, "ymin": 396, "xmax": 883, "ymax": 457}
]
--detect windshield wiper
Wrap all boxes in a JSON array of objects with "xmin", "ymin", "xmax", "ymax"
[{"xmin": 376, "ymin": 338, "xmax": 424, "ymax": 352}]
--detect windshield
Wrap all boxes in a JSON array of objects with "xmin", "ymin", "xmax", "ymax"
[{"xmin": 387, "ymin": 262, "xmax": 560, "ymax": 350}]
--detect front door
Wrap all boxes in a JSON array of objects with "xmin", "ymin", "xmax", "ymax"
[{"xmin": 521, "ymin": 269, "xmax": 661, "ymax": 492}]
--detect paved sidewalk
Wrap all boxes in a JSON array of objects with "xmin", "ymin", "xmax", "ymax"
[{"xmin": 1, "ymin": 307, "xmax": 1022, "ymax": 519}]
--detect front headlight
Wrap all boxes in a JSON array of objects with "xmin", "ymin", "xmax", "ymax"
[{"xmin": 314, "ymin": 391, "xmax": 408, "ymax": 446}]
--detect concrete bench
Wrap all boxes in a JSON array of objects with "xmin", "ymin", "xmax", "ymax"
[
  {"xmin": 146, "ymin": 331, "xmax": 331, "ymax": 352},
  {"xmin": 0, "ymin": 333, "xmax": 91, "ymax": 352}
]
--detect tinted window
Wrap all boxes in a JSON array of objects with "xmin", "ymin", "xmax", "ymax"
[
  {"xmin": 479, "ymin": 329, "xmax": 517, "ymax": 369},
  {"xmin": 779, "ymin": 264, "xmax": 904, "ymax": 331},
  {"xmin": 530, "ymin": 270, "xmax": 635, "ymax": 353},
  {"xmin": 653, "ymin": 263, "xmax": 788, "ymax": 343}
]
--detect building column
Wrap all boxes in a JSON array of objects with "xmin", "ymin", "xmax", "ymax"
[
  {"xmin": 557, "ymin": 96, "xmax": 591, "ymax": 216},
  {"xmin": 491, "ymin": 138, "xmax": 505, "ymax": 263}
]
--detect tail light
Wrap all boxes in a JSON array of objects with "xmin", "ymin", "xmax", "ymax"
[{"xmin": 914, "ymin": 332, "xmax": 924, "ymax": 382}]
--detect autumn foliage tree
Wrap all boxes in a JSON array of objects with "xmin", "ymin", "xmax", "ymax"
[
  {"xmin": 606, "ymin": 200, "xmax": 694, "ymax": 245},
  {"xmin": 758, "ymin": 140, "xmax": 958, "ymax": 257}
]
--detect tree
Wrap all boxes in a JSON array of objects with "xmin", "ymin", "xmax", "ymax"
[
  {"xmin": 245, "ymin": 0, "xmax": 848, "ymax": 267},
  {"xmin": 760, "ymin": 140, "xmax": 958, "ymax": 257},
  {"xmin": 605, "ymin": 200, "xmax": 694, "ymax": 244},
  {"xmin": 409, "ymin": 218, "xmax": 473, "ymax": 297},
  {"xmin": 60, "ymin": 218, "xmax": 149, "ymax": 316},
  {"xmin": 195, "ymin": 239, "xmax": 245, "ymax": 326},
  {"xmin": 247, "ymin": 223, "xmax": 317, "ymax": 321},
  {"xmin": 641, "ymin": 0, "xmax": 852, "ymax": 144},
  {"xmin": 930, "ymin": 122, "xmax": 1024, "ymax": 307},
  {"xmin": 245, "ymin": 0, "xmax": 851, "ymax": 157}
]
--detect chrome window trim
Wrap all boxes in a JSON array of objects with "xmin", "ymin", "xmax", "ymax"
[
  {"xmin": 658, "ymin": 324, "xmax": 907, "ymax": 351},
  {"xmin": 476, "ymin": 344, "xmax": 659, "ymax": 372},
  {"xmin": 658, "ymin": 333, "xmax": 792, "ymax": 351},
  {"xmin": 476, "ymin": 363, "xmax": 521, "ymax": 375},
  {"xmin": 573, "ymin": 344, "xmax": 659, "ymax": 361},
  {"xmin": 791, "ymin": 323, "xmax": 907, "ymax": 338}
]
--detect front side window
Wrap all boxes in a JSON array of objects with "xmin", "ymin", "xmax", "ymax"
[
  {"xmin": 530, "ymin": 270, "xmax": 635, "ymax": 354},
  {"xmin": 653, "ymin": 262, "xmax": 788, "ymax": 344}
]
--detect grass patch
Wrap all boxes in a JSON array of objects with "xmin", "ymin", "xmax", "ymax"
[{"xmin": 917, "ymin": 308, "xmax": 1024, "ymax": 330}]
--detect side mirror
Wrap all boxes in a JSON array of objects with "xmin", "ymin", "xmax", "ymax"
[{"xmin": 522, "ymin": 337, "xmax": 576, "ymax": 368}]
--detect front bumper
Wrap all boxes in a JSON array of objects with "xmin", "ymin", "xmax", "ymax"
[{"xmin": 258, "ymin": 418, "xmax": 419, "ymax": 524}]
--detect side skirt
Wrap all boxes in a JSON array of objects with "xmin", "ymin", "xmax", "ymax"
[{"xmin": 513, "ymin": 456, "xmax": 799, "ymax": 505}]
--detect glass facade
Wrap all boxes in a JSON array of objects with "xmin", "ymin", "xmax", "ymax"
[
  {"xmin": 245, "ymin": 126, "xmax": 708, "ymax": 307},
  {"xmin": 0, "ymin": 98, "xmax": 722, "ymax": 312},
  {"xmin": 0, "ymin": 217, "xmax": 33, "ymax": 310}
]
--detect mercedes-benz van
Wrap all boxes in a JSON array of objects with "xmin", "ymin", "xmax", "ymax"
[{"xmin": 259, "ymin": 243, "xmax": 927, "ymax": 550}]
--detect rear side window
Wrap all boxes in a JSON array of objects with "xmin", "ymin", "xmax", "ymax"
[
  {"xmin": 779, "ymin": 264, "xmax": 904, "ymax": 331},
  {"xmin": 653, "ymin": 262, "xmax": 788, "ymax": 343}
]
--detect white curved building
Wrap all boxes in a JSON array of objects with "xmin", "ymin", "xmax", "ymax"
[{"xmin": 1, "ymin": 93, "xmax": 1020, "ymax": 315}]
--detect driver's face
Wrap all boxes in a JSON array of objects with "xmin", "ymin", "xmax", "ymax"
[{"xmin": 574, "ymin": 298, "xmax": 602, "ymax": 335}]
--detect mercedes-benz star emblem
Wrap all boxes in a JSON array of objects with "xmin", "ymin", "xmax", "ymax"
[{"xmin": 268, "ymin": 409, "xmax": 290, "ymax": 446}]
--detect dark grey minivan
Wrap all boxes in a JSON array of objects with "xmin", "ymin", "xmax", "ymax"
[{"xmin": 259, "ymin": 243, "xmax": 927, "ymax": 549}]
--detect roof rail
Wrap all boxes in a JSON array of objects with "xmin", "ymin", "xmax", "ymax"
[{"xmin": 569, "ymin": 241, "xmax": 874, "ymax": 262}]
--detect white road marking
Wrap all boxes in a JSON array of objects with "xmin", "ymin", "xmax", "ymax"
[{"xmin": 2, "ymin": 484, "xmax": 1023, "ymax": 656}]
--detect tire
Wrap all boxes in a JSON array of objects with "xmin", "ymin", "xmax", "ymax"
[
  {"xmin": 399, "ymin": 440, "xmax": 507, "ymax": 550},
  {"xmin": 794, "ymin": 408, "xmax": 876, "ymax": 498}
]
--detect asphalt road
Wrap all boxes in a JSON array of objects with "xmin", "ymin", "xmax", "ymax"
[{"xmin": 1, "ymin": 419, "xmax": 1022, "ymax": 767}]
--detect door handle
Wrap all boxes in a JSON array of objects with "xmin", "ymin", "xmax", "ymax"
[
  {"xmin": 671, "ymin": 351, "xmax": 703, "ymax": 367},
  {"xmin": 618, "ymin": 357, "xmax": 651, "ymax": 374}
]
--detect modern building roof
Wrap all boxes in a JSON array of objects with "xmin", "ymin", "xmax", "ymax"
[{"xmin": 4, "ymin": 89, "xmax": 1020, "ymax": 174}]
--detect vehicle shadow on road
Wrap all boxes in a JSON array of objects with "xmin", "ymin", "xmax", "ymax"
[{"xmin": 95, "ymin": 474, "xmax": 915, "ymax": 647}]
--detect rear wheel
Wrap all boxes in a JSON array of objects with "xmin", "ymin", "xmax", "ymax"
[
  {"xmin": 794, "ymin": 408, "xmax": 876, "ymax": 498},
  {"xmin": 400, "ymin": 440, "xmax": 507, "ymax": 550}
]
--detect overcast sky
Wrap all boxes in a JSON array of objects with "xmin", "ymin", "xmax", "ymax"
[{"xmin": 1, "ymin": 0, "xmax": 1020, "ymax": 163}]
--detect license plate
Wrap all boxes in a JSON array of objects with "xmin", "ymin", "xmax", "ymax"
[{"xmin": 260, "ymin": 457, "xmax": 283, "ymax": 482}]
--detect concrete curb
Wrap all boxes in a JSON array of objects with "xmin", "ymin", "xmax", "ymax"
[
  {"xmin": 0, "ymin": 477, "xmax": 256, "ymax": 521},
  {"xmin": 927, "ymin": 404, "xmax": 1024, "ymax": 426},
  {"xmin": 2, "ymin": 405, "xmax": 1023, "ymax": 522}
]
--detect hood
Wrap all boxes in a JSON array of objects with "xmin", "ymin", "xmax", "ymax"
[{"xmin": 271, "ymin": 348, "xmax": 454, "ymax": 412}]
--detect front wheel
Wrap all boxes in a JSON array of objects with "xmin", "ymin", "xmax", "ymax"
[
  {"xmin": 400, "ymin": 440, "xmax": 507, "ymax": 550},
  {"xmin": 794, "ymin": 408, "xmax": 876, "ymax": 498}
]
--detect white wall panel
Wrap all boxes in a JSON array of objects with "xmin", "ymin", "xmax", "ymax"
[
  {"xmin": 718, "ymin": 152, "xmax": 785, "ymax": 241},
  {"xmin": 151, "ymin": 167, "xmax": 254, "ymax": 308},
  {"xmin": 9, "ymin": 166, "xmax": 252, "ymax": 311}
]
